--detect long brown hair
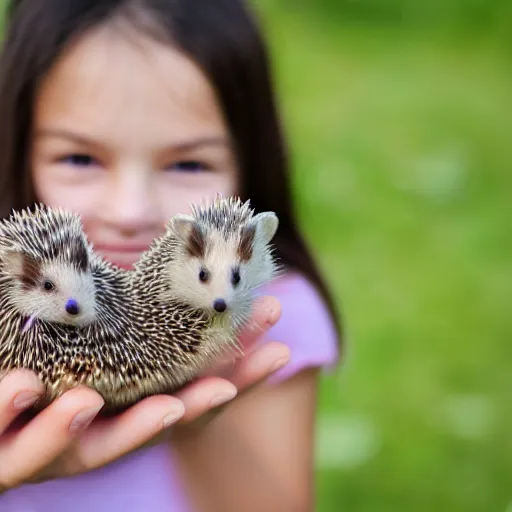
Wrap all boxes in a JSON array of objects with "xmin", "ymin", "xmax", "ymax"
[{"xmin": 0, "ymin": 0, "xmax": 343, "ymax": 346}]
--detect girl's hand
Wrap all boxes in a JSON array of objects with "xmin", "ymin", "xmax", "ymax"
[
  {"xmin": 0, "ymin": 296, "xmax": 288, "ymax": 493},
  {"xmin": 173, "ymin": 295, "xmax": 289, "ymax": 428}
]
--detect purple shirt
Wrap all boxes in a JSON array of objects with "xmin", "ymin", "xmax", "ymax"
[{"xmin": 0, "ymin": 272, "xmax": 339, "ymax": 511}]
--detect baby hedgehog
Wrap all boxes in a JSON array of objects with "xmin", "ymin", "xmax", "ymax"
[
  {"xmin": 0, "ymin": 203, "xmax": 98, "ymax": 329},
  {"xmin": 121, "ymin": 195, "xmax": 281, "ymax": 403},
  {"xmin": 0, "ymin": 203, "xmax": 133, "ymax": 404}
]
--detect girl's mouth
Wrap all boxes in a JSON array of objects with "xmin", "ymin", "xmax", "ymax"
[{"xmin": 93, "ymin": 245, "xmax": 151, "ymax": 270}]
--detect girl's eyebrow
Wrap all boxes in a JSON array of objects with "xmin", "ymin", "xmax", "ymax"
[{"xmin": 35, "ymin": 127, "xmax": 230, "ymax": 152}]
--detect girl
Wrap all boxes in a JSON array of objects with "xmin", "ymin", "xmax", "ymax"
[{"xmin": 0, "ymin": 0, "xmax": 341, "ymax": 510}]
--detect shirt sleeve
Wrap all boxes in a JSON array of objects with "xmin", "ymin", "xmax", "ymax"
[{"xmin": 256, "ymin": 271, "xmax": 341, "ymax": 384}]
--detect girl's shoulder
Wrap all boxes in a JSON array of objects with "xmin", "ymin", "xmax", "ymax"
[{"xmin": 256, "ymin": 270, "xmax": 341, "ymax": 383}]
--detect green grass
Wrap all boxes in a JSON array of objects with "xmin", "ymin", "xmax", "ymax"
[{"xmin": 254, "ymin": 3, "xmax": 512, "ymax": 511}]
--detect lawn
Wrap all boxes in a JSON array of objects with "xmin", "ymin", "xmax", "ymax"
[{"xmin": 254, "ymin": 2, "xmax": 512, "ymax": 511}]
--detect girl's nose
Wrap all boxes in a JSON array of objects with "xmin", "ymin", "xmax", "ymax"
[{"xmin": 100, "ymin": 166, "xmax": 161, "ymax": 236}]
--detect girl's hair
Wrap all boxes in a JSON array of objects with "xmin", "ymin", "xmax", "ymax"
[{"xmin": 0, "ymin": 0, "xmax": 342, "ymax": 344}]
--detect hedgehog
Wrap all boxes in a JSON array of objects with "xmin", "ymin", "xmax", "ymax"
[
  {"xmin": 168, "ymin": 195, "xmax": 280, "ymax": 325},
  {"xmin": 0, "ymin": 203, "xmax": 99, "ymax": 329},
  {"xmin": 0, "ymin": 203, "xmax": 134, "ymax": 405},
  {"xmin": 0, "ymin": 197, "xmax": 280, "ymax": 414},
  {"xmin": 118, "ymin": 195, "xmax": 281, "ymax": 404}
]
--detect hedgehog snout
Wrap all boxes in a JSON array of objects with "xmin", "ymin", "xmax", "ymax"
[
  {"xmin": 65, "ymin": 299, "xmax": 80, "ymax": 316},
  {"xmin": 213, "ymin": 298, "xmax": 227, "ymax": 313}
]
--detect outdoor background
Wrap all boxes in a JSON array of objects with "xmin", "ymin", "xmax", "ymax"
[
  {"xmin": 253, "ymin": 1, "xmax": 511, "ymax": 511},
  {"xmin": 0, "ymin": 0, "xmax": 509, "ymax": 510}
]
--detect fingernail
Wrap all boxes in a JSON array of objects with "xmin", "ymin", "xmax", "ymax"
[
  {"xmin": 69, "ymin": 404, "xmax": 103, "ymax": 434},
  {"xmin": 162, "ymin": 407, "xmax": 185, "ymax": 428},
  {"xmin": 209, "ymin": 389, "xmax": 237, "ymax": 408},
  {"xmin": 270, "ymin": 356, "xmax": 289, "ymax": 373},
  {"xmin": 13, "ymin": 391, "xmax": 40, "ymax": 410}
]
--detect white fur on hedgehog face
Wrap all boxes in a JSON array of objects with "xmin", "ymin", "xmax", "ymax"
[
  {"xmin": 166, "ymin": 211, "xmax": 279, "ymax": 326},
  {"xmin": 4, "ymin": 252, "xmax": 97, "ymax": 327},
  {"xmin": 169, "ymin": 232, "xmax": 253, "ymax": 322}
]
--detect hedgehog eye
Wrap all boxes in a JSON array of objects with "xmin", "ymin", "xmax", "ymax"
[
  {"xmin": 199, "ymin": 268, "xmax": 209, "ymax": 283},
  {"xmin": 43, "ymin": 280, "xmax": 55, "ymax": 292},
  {"xmin": 231, "ymin": 268, "xmax": 241, "ymax": 287}
]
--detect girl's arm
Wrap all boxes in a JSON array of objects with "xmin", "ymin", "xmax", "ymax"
[{"xmin": 171, "ymin": 367, "xmax": 319, "ymax": 512}]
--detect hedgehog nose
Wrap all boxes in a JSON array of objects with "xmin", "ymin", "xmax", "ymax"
[
  {"xmin": 213, "ymin": 299, "xmax": 227, "ymax": 313},
  {"xmin": 65, "ymin": 299, "xmax": 80, "ymax": 316}
]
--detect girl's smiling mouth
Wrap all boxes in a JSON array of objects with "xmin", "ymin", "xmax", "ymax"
[{"xmin": 93, "ymin": 243, "xmax": 153, "ymax": 269}]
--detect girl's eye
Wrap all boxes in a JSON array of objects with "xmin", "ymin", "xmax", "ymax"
[
  {"xmin": 59, "ymin": 154, "xmax": 99, "ymax": 167},
  {"xmin": 166, "ymin": 160, "xmax": 210, "ymax": 173}
]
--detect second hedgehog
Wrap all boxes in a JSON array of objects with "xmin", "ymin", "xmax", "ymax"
[{"xmin": 124, "ymin": 196, "xmax": 281, "ymax": 401}]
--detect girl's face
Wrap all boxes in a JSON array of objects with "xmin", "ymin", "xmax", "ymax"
[{"xmin": 31, "ymin": 23, "xmax": 239, "ymax": 269}]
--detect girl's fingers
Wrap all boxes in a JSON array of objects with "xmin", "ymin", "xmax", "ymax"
[
  {"xmin": 229, "ymin": 341, "xmax": 290, "ymax": 391},
  {"xmin": 69, "ymin": 395, "xmax": 185, "ymax": 473},
  {"xmin": 201, "ymin": 295, "xmax": 282, "ymax": 379},
  {"xmin": 68, "ymin": 378, "xmax": 237, "ymax": 472},
  {"xmin": 0, "ymin": 370, "xmax": 44, "ymax": 435},
  {"xmin": 64, "ymin": 377, "xmax": 236, "ymax": 473},
  {"xmin": 0, "ymin": 385, "xmax": 104, "ymax": 489},
  {"xmin": 236, "ymin": 296, "xmax": 281, "ymax": 350},
  {"xmin": 174, "ymin": 341, "xmax": 290, "ymax": 429},
  {"xmin": 173, "ymin": 376, "xmax": 237, "ymax": 423}
]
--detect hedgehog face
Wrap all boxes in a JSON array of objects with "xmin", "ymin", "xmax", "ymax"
[
  {"xmin": 167, "ymin": 212, "xmax": 280, "ymax": 327},
  {"xmin": 197, "ymin": 236, "xmax": 250, "ymax": 315},
  {"xmin": 165, "ymin": 220, "xmax": 242, "ymax": 317},
  {"xmin": 2, "ymin": 249, "xmax": 97, "ymax": 327},
  {"xmin": 176, "ymin": 259, "xmax": 252, "ymax": 326}
]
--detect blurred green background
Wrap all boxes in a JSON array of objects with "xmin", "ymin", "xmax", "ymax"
[
  {"xmin": 0, "ymin": 0, "xmax": 509, "ymax": 510},
  {"xmin": 253, "ymin": 1, "xmax": 511, "ymax": 511}
]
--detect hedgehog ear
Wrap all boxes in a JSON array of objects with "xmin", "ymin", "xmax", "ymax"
[
  {"xmin": 171, "ymin": 214, "xmax": 206, "ymax": 258},
  {"xmin": 2, "ymin": 249, "xmax": 24, "ymax": 275},
  {"xmin": 2, "ymin": 249, "xmax": 38, "ymax": 278},
  {"xmin": 171, "ymin": 214, "xmax": 196, "ymax": 240},
  {"xmin": 251, "ymin": 212, "xmax": 279, "ymax": 245}
]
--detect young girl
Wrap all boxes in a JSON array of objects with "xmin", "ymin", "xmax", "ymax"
[{"xmin": 0, "ymin": 0, "xmax": 341, "ymax": 510}]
